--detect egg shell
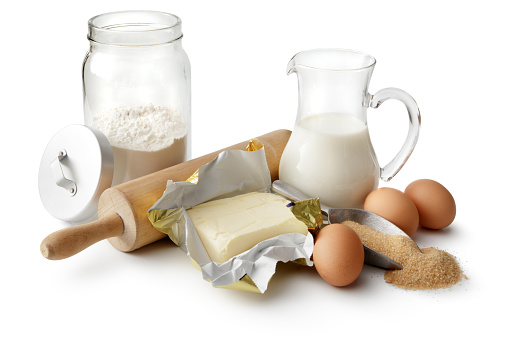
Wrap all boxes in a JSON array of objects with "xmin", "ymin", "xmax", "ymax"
[
  {"xmin": 313, "ymin": 223, "xmax": 364, "ymax": 287},
  {"xmin": 405, "ymin": 179, "xmax": 456, "ymax": 230},
  {"xmin": 364, "ymin": 187, "xmax": 419, "ymax": 236}
]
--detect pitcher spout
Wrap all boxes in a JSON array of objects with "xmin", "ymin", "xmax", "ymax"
[
  {"xmin": 286, "ymin": 49, "xmax": 376, "ymax": 124},
  {"xmin": 286, "ymin": 54, "xmax": 298, "ymax": 75},
  {"xmin": 286, "ymin": 48, "xmax": 376, "ymax": 74}
]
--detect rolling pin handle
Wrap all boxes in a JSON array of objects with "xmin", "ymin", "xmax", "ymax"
[{"xmin": 40, "ymin": 213, "xmax": 124, "ymax": 260}]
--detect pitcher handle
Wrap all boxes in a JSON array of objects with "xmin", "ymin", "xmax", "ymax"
[{"xmin": 369, "ymin": 87, "xmax": 421, "ymax": 181}]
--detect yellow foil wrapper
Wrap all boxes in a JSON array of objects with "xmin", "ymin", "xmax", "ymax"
[
  {"xmin": 190, "ymin": 258, "xmax": 262, "ymax": 293},
  {"xmin": 185, "ymin": 138, "xmax": 262, "ymax": 185},
  {"xmin": 246, "ymin": 138, "xmax": 264, "ymax": 151},
  {"xmin": 149, "ymin": 138, "xmax": 266, "ymax": 245},
  {"xmin": 148, "ymin": 139, "xmax": 317, "ymax": 293},
  {"xmin": 186, "ymin": 169, "xmax": 200, "ymax": 184},
  {"xmin": 289, "ymin": 198, "xmax": 323, "ymax": 236},
  {"xmin": 148, "ymin": 208, "xmax": 185, "ymax": 246}
]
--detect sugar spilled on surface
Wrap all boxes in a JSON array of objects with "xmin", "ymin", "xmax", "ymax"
[{"xmin": 342, "ymin": 220, "xmax": 466, "ymax": 290}]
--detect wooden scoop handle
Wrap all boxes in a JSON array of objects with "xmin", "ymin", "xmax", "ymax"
[{"xmin": 40, "ymin": 213, "xmax": 124, "ymax": 260}]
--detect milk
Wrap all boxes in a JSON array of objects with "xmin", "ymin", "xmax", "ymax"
[{"xmin": 279, "ymin": 113, "xmax": 379, "ymax": 208}]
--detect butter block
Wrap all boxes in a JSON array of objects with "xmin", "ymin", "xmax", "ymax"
[{"xmin": 187, "ymin": 192, "xmax": 308, "ymax": 263}]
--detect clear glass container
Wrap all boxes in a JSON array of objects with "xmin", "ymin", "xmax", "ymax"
[
  {"xmin": 83, "ymin": 10, "xmax": 191, "ymax": 186},
  {"xmin": 279, "ymin": 49, "xmax": 420, "ymax": 208}
]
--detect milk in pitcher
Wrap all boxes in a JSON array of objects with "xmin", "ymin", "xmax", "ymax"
[
  {"xmin": 280, "ymin": 49, "xmax": 421, "ymax": 208},
  {"xmin": 279, "ymin": 113, "xmax": 379, "ymax": 208}
]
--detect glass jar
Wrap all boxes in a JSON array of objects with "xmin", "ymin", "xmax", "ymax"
[{"xmin": 83, "ymin": 10, "xmax": 191, "ymax": 186}]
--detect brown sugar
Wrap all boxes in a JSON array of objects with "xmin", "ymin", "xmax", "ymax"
[{"xmin": 342, "ymin": 220, "xmax": 466, "ymax": 290}]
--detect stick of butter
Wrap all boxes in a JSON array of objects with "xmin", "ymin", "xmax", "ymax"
[{"xmin": 186, "ymin": 192, "xmax": 308, "ymax": 263}]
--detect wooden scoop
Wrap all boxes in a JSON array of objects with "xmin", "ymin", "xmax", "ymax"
[{"xmin": 41, "ymin": 129, "xmax": 291, "ymax": 260}]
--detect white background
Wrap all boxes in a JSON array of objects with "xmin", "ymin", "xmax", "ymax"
[{"xmin": 2, "ymin": 0, "xmax": 506, "ymax": 337}]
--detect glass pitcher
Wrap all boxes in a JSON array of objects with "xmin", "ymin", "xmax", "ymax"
[{"xmin": 279, "ymin": 48, "xmax": 420, "ymax": 209}]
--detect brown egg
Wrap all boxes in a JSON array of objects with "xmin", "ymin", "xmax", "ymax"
[
  {"xmin": 364, "ymin": 187, "xmax": 419, "ymax": 236},
  {"xmin": 312, "ymin": 223, "xmax": 364, "ymax": 287},
  {"xmin": 405, "ymin": 179, "xmax": 456, "ymax": 230}
]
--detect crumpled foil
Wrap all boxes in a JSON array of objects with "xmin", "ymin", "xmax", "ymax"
[
  {"xmin": 288, "ymin": 199, "xmax": 323, "ymax": 236},
  {"xmin": 148, "ymin": 139, "xmax": 316, "ymax": 293}
]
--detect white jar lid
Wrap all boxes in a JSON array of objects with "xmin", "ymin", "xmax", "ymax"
[{"xmin": 38, "ymin": 125, "xmax": 114, "ymax": 222}]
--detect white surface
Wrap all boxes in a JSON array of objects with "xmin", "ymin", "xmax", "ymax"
[{"xmin": 1, "ymin": 0, "xmax": 506, "ymax": 338}]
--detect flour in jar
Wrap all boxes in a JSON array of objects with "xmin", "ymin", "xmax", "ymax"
[{"xmin": 93, "ymin": 104, "xmax": 188, "ymax": 185}]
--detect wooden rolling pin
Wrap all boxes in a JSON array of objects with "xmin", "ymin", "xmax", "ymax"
[{"xmin": 40, "ymin": 129, "xmax": 291, "ymax": 260}]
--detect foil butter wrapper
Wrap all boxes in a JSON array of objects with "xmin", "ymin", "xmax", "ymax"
[{"xmin": 148, "ymin": 139, "xmax": 317, "ymax": 293}]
